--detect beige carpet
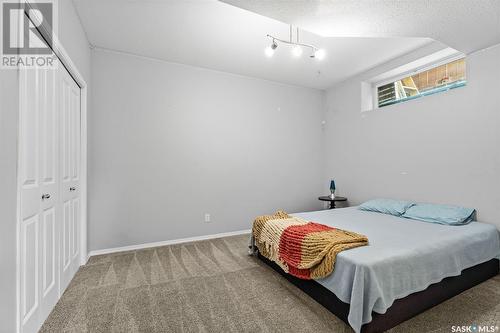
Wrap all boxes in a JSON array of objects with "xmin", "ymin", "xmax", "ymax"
[{"xmin": 41, "ymin": 234, "xmax": 499, "ymax": 333}]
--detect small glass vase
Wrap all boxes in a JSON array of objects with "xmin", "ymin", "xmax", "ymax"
[{"xmin": 330, "ymin": 189, "xmax": 336, "ymax": 199}]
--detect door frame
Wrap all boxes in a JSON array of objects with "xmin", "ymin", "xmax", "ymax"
[{"xmin": 16, "ymin": 2, "xmax": 88, "ymax": 332}]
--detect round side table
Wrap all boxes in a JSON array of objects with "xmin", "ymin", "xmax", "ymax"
[{"xmin": 318, "ymin": 196, "xmax": 347, "ymax": 209}]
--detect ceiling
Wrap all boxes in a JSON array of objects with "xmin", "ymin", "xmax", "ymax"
[
  {"xmin": 222, "ymin": 0, "xmax": 500, "ymax": 54},
  {"xmin": 72, "ymin": 0, "xmax": 443, "ymax": 89}
]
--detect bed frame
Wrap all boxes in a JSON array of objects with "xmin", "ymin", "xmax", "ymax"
[{"xmin": 257, "ymin": 252, "xmax": 498, "ymax": 333}]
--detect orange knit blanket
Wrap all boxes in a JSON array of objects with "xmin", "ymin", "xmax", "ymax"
[{"xmin": 252, "ymin": 211, "xmax": 368, "ymax": 279}]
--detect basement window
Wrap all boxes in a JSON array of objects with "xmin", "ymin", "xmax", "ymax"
[{"xmin": 376, "ymin": 57, "xmax": 466, "ymax": 108}]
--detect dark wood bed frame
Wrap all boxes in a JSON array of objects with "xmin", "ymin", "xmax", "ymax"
[{"xmin": 258, "ymin": 253, "xmax": 499, "ymax": 333}]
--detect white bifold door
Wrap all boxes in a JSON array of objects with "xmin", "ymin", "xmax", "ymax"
[
  {"xmin": 59, "ymin": 62, "xmax": 81, "ymax": 292},
  {"xmin": 19, "ymin": 54, "xmax": 81, "ymax": 333}
]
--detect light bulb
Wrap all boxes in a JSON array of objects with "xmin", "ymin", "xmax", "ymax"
[
  {"xmin": 265, "ymin": 46, "xmax": 275, "ymax": 57},
  {"xmin": 313, "ymin": 49, "xmax": 326, "ymax": 60},
  {"xmin": 292, "ymin": 45, "xmax": 303, "ymax": 57},
  {"xmin": 265, "ymin": 41, "xmax": 278, "ymax": 58}
]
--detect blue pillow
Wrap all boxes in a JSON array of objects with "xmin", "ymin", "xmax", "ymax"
[
  {"xmin": 402, "ymin": 203, "xmax": 476, "ymax": 225},
  {"xmin": 358, "ymin": 199, "xmax": 415, "ymax": 216}
]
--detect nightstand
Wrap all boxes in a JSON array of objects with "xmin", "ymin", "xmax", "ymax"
[{"xmin": 318, "ymin": 196, "xmax": 347, "ymax": 209}]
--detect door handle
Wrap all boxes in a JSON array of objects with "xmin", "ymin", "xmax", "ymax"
[
  {"xmin": 69, "ymin": 187, "xmax": 76, "ymax": 191},
  {"xmin": 41, "ymin": 193, "xmax": 51, "ymax": 200}
]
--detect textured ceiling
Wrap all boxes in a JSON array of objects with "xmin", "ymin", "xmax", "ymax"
[
  {"xmin": 221, "ymin": 0, "xmax": 500, "ymax": 54},
  {"xmin": 73, "ymin": 0, "xmax": 439, "ymax": 89}
]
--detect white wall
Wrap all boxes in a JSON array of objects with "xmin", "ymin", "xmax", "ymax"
[
  {"xmin": 89, "ymin": 49, "xmax": 325, "ymax": 251},
  {"xmin": 324, "ymin": 44, "xmax": 500, "ymax": 228}
]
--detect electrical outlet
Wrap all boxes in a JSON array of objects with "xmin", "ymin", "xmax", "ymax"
[{"xmin": 204, "ymin": 214, "xmax": 211, "ymax": 223}]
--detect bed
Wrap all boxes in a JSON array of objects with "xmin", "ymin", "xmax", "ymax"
[{"xmin": 253, "ymin": 207, "xmax": 500, "ymax": 332}]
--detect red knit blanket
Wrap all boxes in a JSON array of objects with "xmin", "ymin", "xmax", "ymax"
[
  {"xmin": 278, "ymin": 222, "xmax": 334, "ymax": 279},
  {"xmin": 253, "ymin": 211, "xmax": 368, "ymax": 279}
]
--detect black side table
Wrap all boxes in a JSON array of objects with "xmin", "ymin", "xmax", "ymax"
[{"xmin": 318, "ymin": 196, "xmax": 347, "ymax": 209}]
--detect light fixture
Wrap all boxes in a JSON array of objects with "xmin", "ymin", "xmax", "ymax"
[
  {"xmin": 265, "ymin": 25, "xmax": 325, "ymax": 61},
  {"xmin": 265, "ymin": 40, "xmax": 278, "ymax": 57},
  {"xmin": 292, "ymin": 45, "xmax": 303, "ymax": 57},
  {"xmin": 312, "ymin": 49, "xmax": 326, "ymax": 60}
]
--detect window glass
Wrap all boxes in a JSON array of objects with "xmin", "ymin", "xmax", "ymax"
[{"xmin": 377, "ymin": 58, "xmax": 466, "ymax": 108}]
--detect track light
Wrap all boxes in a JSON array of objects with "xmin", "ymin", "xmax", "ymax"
[
  {"xmin": 266, "ymin": 25, "xmax": 325, "ymax": 61},
  {"xmin": 312, "ymin": 49, "xmax": 325, "ymax": 60},
  {"xmin": 265, "ymin": 40, "xmax": 278, "ymax": 57},
  {"xmin": 292, "ymin": 45, "xmax": 303, "ymax": 57}
]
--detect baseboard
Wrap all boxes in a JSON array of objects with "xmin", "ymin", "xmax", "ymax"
[{"xmin": 86, "ymin": 229, "xmax": 252, "ymax": 259}]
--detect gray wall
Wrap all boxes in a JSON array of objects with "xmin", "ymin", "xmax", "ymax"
[
  {"xmin": 89, "ymin": 49, "xmax": 325, "ymax": 251},
  {"xmin": 57, "ymin": 0, "xmax": 91, "ymax": 83},
  {"xmin": 0, "ymin": 68, "xmax": 19, "ymax": 333},
  {"xmin": 324, "ymin": 44, "xmax": 500, "ymax": 228}
]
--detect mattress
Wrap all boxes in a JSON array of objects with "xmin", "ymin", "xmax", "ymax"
[{"xmin": 291, "ymin": 207, "xmax": 500, "ymax": 333}]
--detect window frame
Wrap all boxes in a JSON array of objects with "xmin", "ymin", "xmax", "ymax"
[{"xmin": 372, "ymin": 54, "xmax": 466, "ymax": 109}]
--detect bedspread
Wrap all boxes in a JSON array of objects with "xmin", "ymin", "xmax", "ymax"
[{"xmin": 292, "ymin": 208, "xmax": 500, "ymax": 333}]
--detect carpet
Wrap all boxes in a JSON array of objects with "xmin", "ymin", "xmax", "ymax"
[{"xmin": 41, "ymin": 234, "xmax": 500, "ymax": 332}]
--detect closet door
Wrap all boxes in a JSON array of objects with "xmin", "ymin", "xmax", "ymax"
[
  {"xmin": 38, "ymin": 62, "xmax": 60, "ymax": 324},
  {"xmin": 59, "ymin": 64, "xmax": 81, "ymax": 292},
  {"xmin": 19, "ymin": 62, "xmax": 60, "ymax": 333},
  {"xmin": 19, "ymin": 58, "xmax": 81, "ymax": 333}
]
